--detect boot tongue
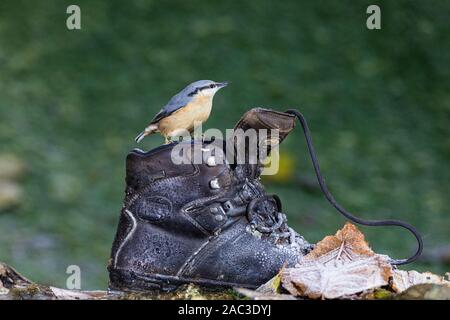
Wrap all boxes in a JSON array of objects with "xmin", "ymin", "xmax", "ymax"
[
  {"xmin": 228, "ymin": 108, "xmax": 296, "ymax": 179},
  {"xmin": 227, "ymin": 108, "xmax": 299, "ymax": 244},
  {"xmin": 217, "ymin": 108, "xmax": 310, "ymax": 249}
]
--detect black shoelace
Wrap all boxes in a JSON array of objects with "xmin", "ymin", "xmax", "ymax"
[
  {"xmin": 246, "ymin": 195, "xmax": 307, "ymax": 248},
  {"xmin": 285, "ymin": 109, "xmax": 423, "ymax": 265}
]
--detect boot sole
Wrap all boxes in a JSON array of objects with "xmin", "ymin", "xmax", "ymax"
[{"xmin": 109, "ymin": 268, "xmax": 259, "ymax": 293}]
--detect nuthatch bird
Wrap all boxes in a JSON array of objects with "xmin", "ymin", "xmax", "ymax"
[{"xmin": 135, "ymin": 80, "xmax": 228, "ymax": 144}]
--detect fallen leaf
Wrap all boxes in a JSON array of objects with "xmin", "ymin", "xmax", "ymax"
[
  {"xmin": 281, "ymin": 223, "xmax": 393, "ymax": 299},
  {"xmin": 391, "ymin": 270, "xmax": 450, "ymax": 293},
  {"xmin": 306, "ymin": 223, "xmax": 374, "ymax": 259},
  {"xmin": 282, "ymin": 255, "xmax": 392, "ymax": 299}
]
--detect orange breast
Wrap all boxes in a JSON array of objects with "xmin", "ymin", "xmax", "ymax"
[{"xmin": 158, "ymin": 96, "xmax": 213, "ymax": 137}]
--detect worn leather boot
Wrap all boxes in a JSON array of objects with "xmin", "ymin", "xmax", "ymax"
[{"xmin": 108, "ymin": 108, "xmax": 312, "ymax": 291}]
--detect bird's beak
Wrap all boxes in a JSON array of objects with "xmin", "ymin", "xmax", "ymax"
[{"xmin": 216, "ymin": 81, "xmax": 229, "ymax": 88}]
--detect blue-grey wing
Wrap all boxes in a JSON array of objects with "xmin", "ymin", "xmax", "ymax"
[{"xmin": 149, "ymin": 91, "xmax": 194, "ymax": 124}]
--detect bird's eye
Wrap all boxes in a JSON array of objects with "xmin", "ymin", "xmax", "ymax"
[{"xmin": 209, "ymin": 84, "xmax": 216, "ymax": 88}]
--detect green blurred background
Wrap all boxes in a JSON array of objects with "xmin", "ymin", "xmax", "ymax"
[{"xmin": 0, "ymin": 0, "xmax": 449, "ymax": 289}]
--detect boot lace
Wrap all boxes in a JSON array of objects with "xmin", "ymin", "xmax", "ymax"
[{"xmin": 245, "ymin": 194, "xmax": 310, "ymax": 250}]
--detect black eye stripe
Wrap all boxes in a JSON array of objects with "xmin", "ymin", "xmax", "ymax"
[
  {"xmin": 188, "ymin": 84, "xmax": 216, "ymax": 96},
  {"xmin": 199, "ymin": 84, "xmax": 214, "ymax": 90}
]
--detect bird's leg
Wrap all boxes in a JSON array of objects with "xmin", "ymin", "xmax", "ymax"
[
  {"xmin": 194, "ymin": 132, "xmax": 207, "ymax": 142},
  {"xmin": 164, "ymin": 136, "xmax": 173, "ymax": 144}
]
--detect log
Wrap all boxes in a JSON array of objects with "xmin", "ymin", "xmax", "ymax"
[
  {"xmin": 0, "ymin": 261, "xmax": 237, "ymax": 300},
  {"xmin": 1, "ymin": 224, "xmax": 448, "ymax": 300}
]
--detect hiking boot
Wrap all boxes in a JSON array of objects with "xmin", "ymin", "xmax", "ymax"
[{"xmin": 108, "ymin": 108, "xmax": 312, "ymax": 291}]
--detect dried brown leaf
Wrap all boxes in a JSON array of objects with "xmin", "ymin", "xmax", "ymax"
[
  {"xmin": 391, "ymin": 270, "xmax": 450, "ymax": 293},
  {"xmin": 306, "ymin": 223, "xmax": 374, "ymax": 260},
  {"xmin": 282, "ymin": 255, "xmax": 392, "ymax": 299},
  {"xmin": 281, "ymin": 223, "xmax": 393, "ymax": 299}
]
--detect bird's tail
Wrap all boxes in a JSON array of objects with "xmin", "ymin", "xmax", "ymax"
[
  {"xmin": 135, "ymin": 131, "xmax": 147, "ymax": 143},
  {"xmin": 135, "ymin": 124, "xmax": 157, "ymax": 143}
]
